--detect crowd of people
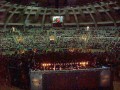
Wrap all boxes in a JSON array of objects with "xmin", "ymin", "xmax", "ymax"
[{"xmin": 0, "ymin": 27, "xmax": 119, "ymax": 51}]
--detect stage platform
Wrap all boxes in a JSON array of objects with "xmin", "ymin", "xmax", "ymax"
[{"xmin": 30, "ymin": 67, "xmax": 113, "ymax": 90}]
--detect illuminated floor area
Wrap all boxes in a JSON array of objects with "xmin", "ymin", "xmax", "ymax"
[{"xmin": 0, "ymin": 81, "xmax": 119, "ymax": 90}]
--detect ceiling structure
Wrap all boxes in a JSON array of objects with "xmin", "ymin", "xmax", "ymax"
[
  {"xmin": 0, "ymin": 0, "xmax": 120, "ymax": 29},
  {"xmin": 6, "ymin": 0, "xmax": 117, "ymax": 8}
]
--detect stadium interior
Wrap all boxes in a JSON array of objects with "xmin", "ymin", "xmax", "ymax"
[{"xmin": 0, "ymin": 0, "xmax": 120, "ymax": 90}]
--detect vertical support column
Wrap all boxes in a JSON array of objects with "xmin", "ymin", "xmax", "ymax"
[
  {"xmin": 4, "ymin": 5, "xmax": 20, "ymax": 29},
  {"xmin": 71, "ymin": 7, "xmax": 79, "ymax": 28},
  {"xmin": 85, "ymin": 6, "xmax": 97, "ymax": 28},
  {"xmin": 51, "ymin": 8, "xmax": 54, "ymax": 28},
  {"xmin": 24, "ymin": 6, "xmax": 33, "ymax": 27},
  {"xmin": 41, "ymin": 8, "xmax": 47, "ymax": 30}
]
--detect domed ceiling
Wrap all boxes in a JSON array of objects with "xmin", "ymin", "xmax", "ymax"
[
  {"xmin": 0, "ymin": 0, "xmax": 120, "ymax": 54},
  {"xmin": 6, "ymin": 0, "xmax": 117, "ymax": 8},
  {"xmin": 0, "ymin": 0, "xmax": 120, "ymax": 28}
]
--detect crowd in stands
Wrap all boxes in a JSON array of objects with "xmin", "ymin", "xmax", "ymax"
[{"xmin": 0, "ymin": 27, "xmax": 119, "ymax": 51}]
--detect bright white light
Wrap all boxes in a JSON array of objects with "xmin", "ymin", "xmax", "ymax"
[
  {"xmin": 87, "ymin": 26, "xmax": 89, "ymax": 30},
  {"xmin": 12, "ymin": 27, "xmax": 15, "ymax": 32}
]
